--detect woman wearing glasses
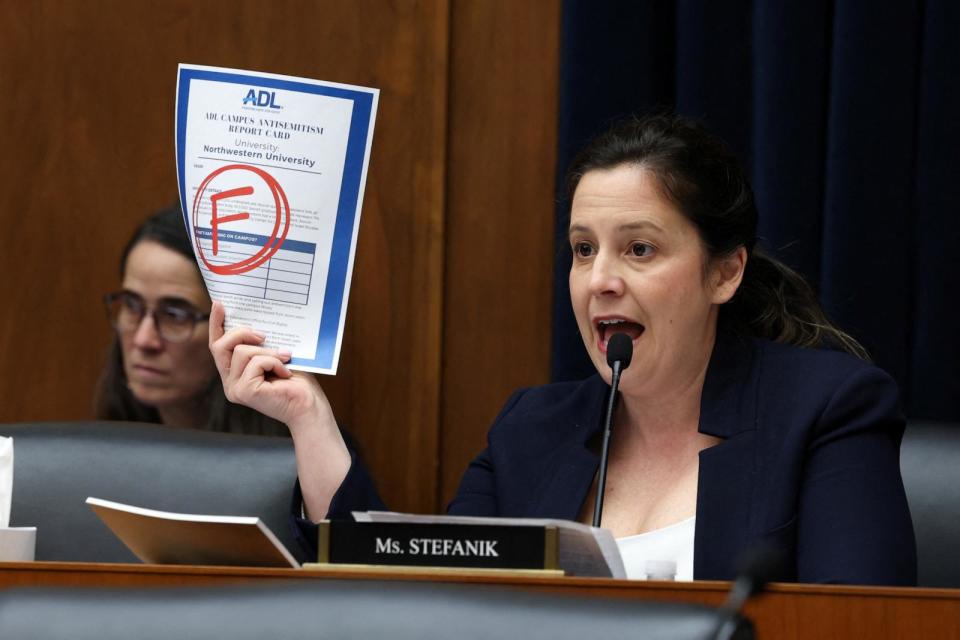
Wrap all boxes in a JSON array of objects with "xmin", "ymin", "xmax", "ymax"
[{"xmin": 95, "ymin": 205, "xmax": 288, "ymax": 435}]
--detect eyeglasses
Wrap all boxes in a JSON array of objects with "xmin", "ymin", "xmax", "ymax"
[{"xmin": 103, "ymin": 291, "xmax": 210, "ymax": 343}]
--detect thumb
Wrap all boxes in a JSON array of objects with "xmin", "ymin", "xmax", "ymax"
[{"xmin": 209, "ymin": 300, "xmax": 226, "ymax": 346}]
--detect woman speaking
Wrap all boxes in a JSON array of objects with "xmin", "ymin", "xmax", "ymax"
[{"xmin": 209, "ymin": 114, "xmax": 916, "ymax": 585}]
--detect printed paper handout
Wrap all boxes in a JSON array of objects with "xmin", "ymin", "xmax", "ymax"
[{"xmin": 176, "ymin": 64, "xmax": 379, "ymax": 373}]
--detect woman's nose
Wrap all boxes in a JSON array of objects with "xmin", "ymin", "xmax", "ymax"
[
  {"xmin": 588, "ymin": 252, "xmax": 625, "ymax": 297},
  {"xmin": 131, "ymin": 312, "xmax": 163, "ymax": 349}
]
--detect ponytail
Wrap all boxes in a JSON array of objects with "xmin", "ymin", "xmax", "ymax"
[{"xmin": 723, "ymin": 250, "xmax": 869, "ymax": 359}]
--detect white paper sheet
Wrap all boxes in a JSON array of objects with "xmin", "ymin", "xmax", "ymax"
[{"xmin": 175, "ymin": 64, "xmax": 379, "ymax": 374}]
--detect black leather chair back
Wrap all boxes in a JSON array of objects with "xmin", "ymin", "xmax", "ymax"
[
  {"xmin": 900, "ymin": 420, "xmax": 960, "ymax": 587},
  {"xmin": 0, "ymin": 421, "xmax": 303, "ymax": 563},
  {"xmin": 0, "ymin": 580, "xmax": 752, "ymax": 640}
]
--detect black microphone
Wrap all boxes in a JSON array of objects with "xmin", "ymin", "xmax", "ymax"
[
  {"xmin": 592, "ymin": 332, "xmax": 633, "ymax": 528},
  {"xmin": 711, "ymin": 542, "xmax": 785, "ymax": 639}
]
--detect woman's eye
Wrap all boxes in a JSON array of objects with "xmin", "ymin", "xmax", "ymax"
[
  {"xmin": 630, "ymin": 242, "xmax": 655, "ymax": 258},
  {"xmin": 159, "ymin": 307, "xmax": 193, "ymax": 325},
  {"xmin": 121, "ymin": 294, "xmax": 145, "ymax": 313},
  {"xmin": 573, "ymin": 242, "xmax": 594, "ymax": 258}
]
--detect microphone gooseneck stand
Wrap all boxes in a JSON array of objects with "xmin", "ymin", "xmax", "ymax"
[
  {"xmin": 592, "ymin": 332, "xmax": 633, "ymax": 528},
  {"xmin": 589, "ymin": 331, "xmax": 770, "ymax": 638},
  {"xmin": 711, "ymin": 542, "xmax": 783, "ymax": 639}
]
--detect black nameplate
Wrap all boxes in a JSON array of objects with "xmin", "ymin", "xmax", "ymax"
[{"xmin": 318, "ymin": 521, "xmax": 557, "ymax": 570}]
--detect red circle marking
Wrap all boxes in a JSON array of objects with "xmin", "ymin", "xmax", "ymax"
[{"xmin": 191, "ymin": 164, "xmax": 290, "ymax": 275}]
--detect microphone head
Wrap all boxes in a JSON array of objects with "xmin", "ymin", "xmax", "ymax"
[{"xmin": 606, "ymin": 333, "xmax": 634, "ymax": 370}]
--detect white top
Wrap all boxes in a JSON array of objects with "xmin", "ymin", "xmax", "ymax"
[{"xmin": 616, "ymin": 516, "xmax": 696, "ymax": 581}]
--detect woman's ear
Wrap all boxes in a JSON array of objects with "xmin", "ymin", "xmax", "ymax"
[{"xmin": 711, "ymin": 246, "xmax": 747, "ymax": 304}]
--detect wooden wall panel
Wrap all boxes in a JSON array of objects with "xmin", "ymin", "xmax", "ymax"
[
  {"xmin": 440, "ymin": 1, "xmax": 560, "ymax": 506},
  {"xmin": 0, "ymin": 0, "xmax": 559, "ymax": 514},
  {"xmin": 0, "ymin": 0, "xmax": 450, "ymax": 513}
]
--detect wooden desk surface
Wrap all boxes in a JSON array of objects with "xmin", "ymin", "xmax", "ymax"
[{"xmin": 1, "ymin": 561, "xmax": 958, "ymax": 639}]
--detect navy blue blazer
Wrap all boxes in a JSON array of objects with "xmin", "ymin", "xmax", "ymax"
[{"xmin": 295, "ymin": 332, "xmax": 917, "ymax": 585}]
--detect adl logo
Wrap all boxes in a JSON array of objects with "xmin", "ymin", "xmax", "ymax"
[{"xmin": 242, "ymin": 89, "xmax": 282, "ymax": 109}]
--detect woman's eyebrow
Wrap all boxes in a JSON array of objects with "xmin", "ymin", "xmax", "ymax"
[
  {"xmin": 569, "ymin": 220, "xmax": 665, "ymax": 235},
  {"xmin": 617, "ymin": 220, "xmax": 665, "ymax": 233},
  {"xmin": 157, "ymin": 296, "xmax": 198, "ymax": 308}
]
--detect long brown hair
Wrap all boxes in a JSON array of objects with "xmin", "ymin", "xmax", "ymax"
[{"xmin": 567, "ymin": 113, "xmax": 867, "ymax": 358}]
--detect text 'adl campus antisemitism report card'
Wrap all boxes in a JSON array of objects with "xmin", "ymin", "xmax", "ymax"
[{"xmin": 175, "ymin": 64, "xmax": 378, "ymax": 374}]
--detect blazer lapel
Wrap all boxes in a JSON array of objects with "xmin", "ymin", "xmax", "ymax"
[
  {"xmin": 522, "ymin": 332, "xmax": 762, "ymax": 581},
  {"xmin": 528, "ymin": 377, "xmax": 607, "ymax": 520},
  {"xmin": 695, "ymin": 331, "xmax": 761, "ymax": 579}
]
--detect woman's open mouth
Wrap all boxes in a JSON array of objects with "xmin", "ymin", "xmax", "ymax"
[{"xmin": 596, "ymin": 318, "xmax": 645, "ymax": 352}]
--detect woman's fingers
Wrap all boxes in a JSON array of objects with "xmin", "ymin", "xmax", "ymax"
[
  {"xmin": 225, "ymin": 343, "xmax": 290, "ymax": 387},
  {"xmin": 208, "ymin": 301, "xmax": 313, "ymax": 423},
  {"xmin": 208, "ymin": 302, "xmax": 268, "ymax": 378},
  {"xmin": 228, "ymin": 354, "xmax": 306, "ymax": 420},
  {"xmin": 240, "ymin": 354, "xmax": 292, "ymax": 385}
]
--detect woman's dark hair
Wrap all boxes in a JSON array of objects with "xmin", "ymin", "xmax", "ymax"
[
  {"xmin": 567, "ymin": 113, "xmax": 867, "ymax": 358},
  {"xmin": 93, "ymin": 205, "xmax": 291, "ymax": 436}
]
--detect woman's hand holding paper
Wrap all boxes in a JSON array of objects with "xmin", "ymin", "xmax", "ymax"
[{"xmin": 209, "ymin": 301, "xmax": 351, "ymax": 519}]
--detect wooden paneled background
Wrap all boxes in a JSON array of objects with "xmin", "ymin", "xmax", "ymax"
[{"xmin": 0, "ymin": 0, "xmax": 559, "ymax": 513}]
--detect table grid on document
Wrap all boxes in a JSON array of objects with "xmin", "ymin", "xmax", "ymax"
[{"xmin": 199, "ymin": 242, "xmax": 315, "ymax": 305}]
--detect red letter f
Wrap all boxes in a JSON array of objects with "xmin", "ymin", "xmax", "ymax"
[{"xmin": 210, "ymin": 186, "xmax": 253, "ymax": 255}]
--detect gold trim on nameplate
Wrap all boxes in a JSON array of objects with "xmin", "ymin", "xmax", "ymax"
[
  {"xmin": 543, "ymin": 526, "xmax": 559, "ymax": 570},
  {"xmin": 317, "ymin": 521, "xmax": 330, "ymax": 564},
  {"xmin": 301, "ymin": 563, "xmax": 565, "ymax": 578}
]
